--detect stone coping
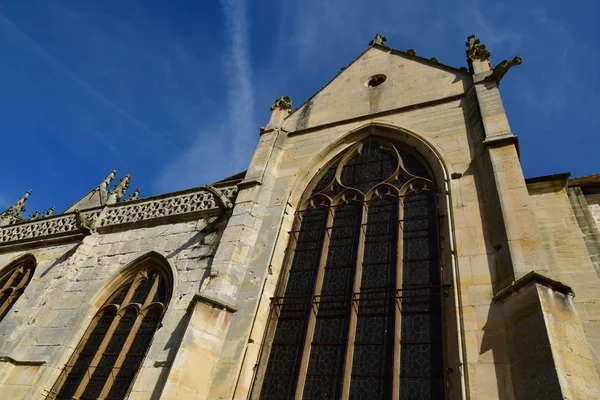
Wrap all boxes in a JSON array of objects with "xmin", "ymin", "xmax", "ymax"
[
  {"xmin": 493, "ymin": 271, "xmax": 574, "ymax": 303},
  {"xmin": 0, "ymin": 356, "xmax": 46, "ymax": 366},
  {"xmin": 188, "ymin": 293, "xmax": 237, "ymax": 314}
]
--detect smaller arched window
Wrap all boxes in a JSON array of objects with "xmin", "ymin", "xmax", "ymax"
[
  {"xmin": 49, "ymin": 260, "xmax": 171, "ymax": 400},
  {"xmin": 0, "ymin": 255, "xmax": 35, "ymax": 323}
]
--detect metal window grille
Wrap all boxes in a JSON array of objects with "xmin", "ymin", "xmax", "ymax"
[{"xmin": 259, "ymin": 137, "xmax": 445, "ymax": 400}]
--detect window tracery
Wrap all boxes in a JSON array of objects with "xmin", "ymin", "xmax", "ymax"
[
  {"xmin": 0, "ymin": 256, "xmax": 35, "ymax": 323},
  {"xmin": 259, "ymin": 137, "xmax": 445, "ymax": 399},
  {"xmin": 49, "ymin": 263, "xmax": 171, "ymax": 400}
]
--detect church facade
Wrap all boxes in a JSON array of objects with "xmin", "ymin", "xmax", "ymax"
[{"xmin": 0, "ymin": 35, "xmax": 599, "ymax": 399}]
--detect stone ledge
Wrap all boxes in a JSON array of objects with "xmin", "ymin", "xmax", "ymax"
[
  {"xmin": 482, "ymin": 133, "xmax": 518, "ymax": 148},
  {"xmin": 0, "ymin": 356, "xmax": 46, "ymax": 366},
  {"xmin": 483, "ymin": 132, "xmax": 520, "ymax": 157},
  {"xmin": 237, "ymin": 178, "xmax": 262, "ymax": 190},
  {"xmin": 188, "ymin": 293, "xmax": 237, "ymax": 314},
  {"xmin": 493, "ymin": 271, "xmax": 574, "ymax": 303},
  {"xmin": 287, "ymin": 93, "xmax": 466, "ymax": 137}
]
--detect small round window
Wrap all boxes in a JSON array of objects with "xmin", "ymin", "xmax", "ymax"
[{"xmin": 366, "ymin": 74, "xmax": 387, "ymax": 87}]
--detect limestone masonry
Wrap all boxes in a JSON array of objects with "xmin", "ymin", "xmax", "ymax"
[{"xmin": 0, "ymin": 34, "xmax": 599, "ymax": 399}]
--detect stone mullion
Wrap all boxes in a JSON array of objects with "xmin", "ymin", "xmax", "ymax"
[
  {"xmin": 0, "ymin": 266, "xmax": 26, "ymax": 319},
  {"xmin": 72, "ymin": 274, "xmax": 142, "ymax": 398},
  {"xmin": 392, "ymin": 197, "xmax": 405, "ymax": 400},
  {"xmin": 97, "ymin": 275, "xmax": 160, "ymax": 398},
  {"xmin": 340, "ymin": 201, "xmax": 367, "ymax": 399},
  {"xmin": 0, "ymin": 266, "xmax": 23, "ymax": 291},
  {"xmin": 0, "ymin": 290, "xmax": 15, "ymax": 319},
  {"xmin": 16, "ymin": 266, "xmax": 32, "ymax": 290},
  {"xmin": 293, "ymin": 205, "xmax": 335, "ymax": 400}
]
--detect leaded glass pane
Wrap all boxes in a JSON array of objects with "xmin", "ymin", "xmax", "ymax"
[
  {"xmin": 341, "ymin": 141, "xmax": 398, "ymax": 194},
  {"xmin": 51, "ymin": 263, "xmax": 169, "ymax": 400},
  {"xmin": 81, "ymin": 308, "xmax": 137, "ymax": 399},
  {"xmin": 107, "ymin": 306, "xmax": 163, "ymax": 399},
  {"xmin": 131, "ymin": 275, "xmax": 154, "ymax": 305},
  {"xmin": 399, "ymin": 193, "xmax": 444, "ymax": 400},
  {"xmin": 0, "ymin": 261, "xmax": 35, "ymax": 323},
  {"xmin": 312, "ymin": 160, "xmax": 340, "ymax": 194},
  {"xmin": 57, "ymin": 308, "xmax": 117, "ymax": 399},
  {"xmin": 260, "ymin": 208, "xmax": 328, "ymax": 400},
  {"xmin": 303, "ymin": 202, "xmax": 362, "ymax": 399},
  {"xmin": 259, "ymin": 137, "xmax": 444, "ymax": 400},
  {"xmin": 350, "ymin": 199, "xmax": 397, "ymax": 400}
]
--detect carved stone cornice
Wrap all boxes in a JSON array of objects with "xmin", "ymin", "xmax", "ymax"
[
  {"xmin": 493, "ymin": 271, "xmax": 574, "ymax": 302},
  {"xmin": 0, "ymin": 184, "xmax": 238, "ymax": 247}
]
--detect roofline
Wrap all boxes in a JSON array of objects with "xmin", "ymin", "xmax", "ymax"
[
  {"xmin": 525, "ymin": 172, "xmax": 571, "ymax": 185},
  {"xmin": 568, "ymin": 173, "xmax": 600, "ymax": 189},
  {"xmin": 284, "ymin": 44, "xmax": 470, "ymax": 123}
]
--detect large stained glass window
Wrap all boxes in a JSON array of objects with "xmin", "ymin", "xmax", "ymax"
[
  {"xmin": 0, "ymin": 255, "xmax": 35, "ymax": 323},
  {"xmin": 48, "ymin": 262, "xmax": 171, "ymax": 400},
  {"xmin": 260, "ymin": 137, "xmax": 445, "ymax": 399}
]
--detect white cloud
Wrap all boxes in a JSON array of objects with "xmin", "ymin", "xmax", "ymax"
[{"xmin": 155, "ymin": 0, "xmax": 256, "ymax": 191}]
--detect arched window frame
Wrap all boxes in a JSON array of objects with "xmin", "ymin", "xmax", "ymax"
[
  {"xmin": 253, "ymin": 136, "xmax": 453, "ymax": 399},
  {"xmin": 48, "ymin": 253, "xmax": 173, "ymax": 400},
  {"xmin": 0, "ymin": 254, "xmax": 36, "ymax": 323}
]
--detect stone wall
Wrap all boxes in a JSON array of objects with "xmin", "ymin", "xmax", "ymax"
[
  {"xmin": 0, "ymin": 215, "xmax": 226, "ymax": 399},
  {"xmin": 528, "ymin": 180, "xmax": 600, "ymax": 377}
]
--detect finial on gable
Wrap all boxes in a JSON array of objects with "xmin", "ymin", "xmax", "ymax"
[
  {"xmin": 125, "ymin": 188, "xmax": 140, "ymax": 201},
  {"xmin": 107, "ymin": 174, "xmax": 131, "ymax": 205},
  {"xmin": 466, "ymin": 35, "xmax": 490, "ymax": 60},
  {"xmin": 369, "ymin": 33, "xmax": 387, "ymax": 47},
  {"xmin": 100, "ymin": 170, "xmax": 117, "ymax": 191},
  {"xmin": 266, "ymin": 96, "xmax": 292, "ymax": 130},
  {"xmin": 30, "ymin": 205, "xmax": 56, "ymax": 220},
  {"xmin": 64, "ymin": 169, "xmax": 119, "ymax": 213},
  {"xmin": 270, "ymin": 96, "xmax": 292, "ymax": 111},
  {"xmin": 466, "ymin": 35, "xmax": 492, "ymax": 73},
  {"xmin": 0, "ymin": 190, "xmax": 32, "ymax": 226}
]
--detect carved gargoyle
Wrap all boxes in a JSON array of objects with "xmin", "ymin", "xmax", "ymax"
[
  {"xmin": 488, "ymin": 56, "xmax": 522, "ymax": 83},
  {"xmin": 74, "ymin": 209, "xmax": 94, "ymax": 233},
  {"xmin": 466, "ymin": 35, "xmax": 491, "ymax": 61},
  {"xmin": 369, "ymin": 33, "xmax": 387, "ymax": 47},
  {"xmin": 269, "ymin": 96, "xmax": 292, "ymax": 111}
]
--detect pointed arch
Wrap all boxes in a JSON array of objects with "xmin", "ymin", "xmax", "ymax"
[
  {"xmin": 257, "ymin": 134, "xmax": 451, "ymax": 399},
  {"xmin": 48, "ymin": 252, "xmax": 173, "ymax": 400},
  {"xmin": 0, "ymin": 253, "xmax": 36, "ymax": 323},
  {"xmin": 288, "ymin": 122, "xmax": 450, "ymax": 209}
]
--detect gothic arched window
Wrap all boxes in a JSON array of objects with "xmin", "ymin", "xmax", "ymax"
[
  {"xmin": 259, "ymin": 137, "xmax": 445, "ymax": 399},
  {"xmin": 0, "ymin": 255, "xmax": 35, "ymax": 323},
  {"xmin": 49, "ymin": 261, "xmax": 171, "ymax": 400}
]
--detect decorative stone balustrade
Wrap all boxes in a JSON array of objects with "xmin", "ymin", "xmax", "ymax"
[{"xmin": 0, "ymin": 185, "xmax": 238, "ymax": 246}]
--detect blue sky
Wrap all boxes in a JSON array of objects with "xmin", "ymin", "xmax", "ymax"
[{"xmin": 0, "ymin": 0, "xmax": 598, "ymax": 214}]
